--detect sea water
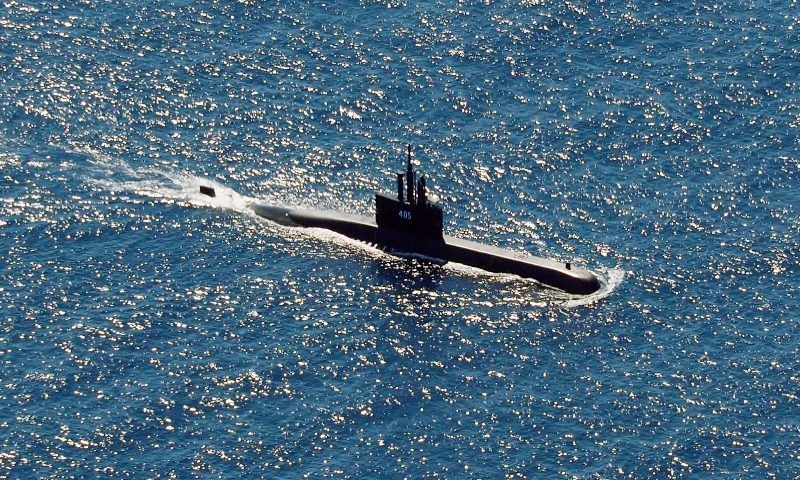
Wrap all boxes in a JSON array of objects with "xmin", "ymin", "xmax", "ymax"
[{"xmin": 1, "ymin": 1, "xmax": 798, "ymax": 478}]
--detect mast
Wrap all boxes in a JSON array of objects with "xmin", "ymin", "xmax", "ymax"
[
  {"xmin": 396, "ymin": 173, "xmax": 405, "ymax": 203},
  {"xmin": 406, "ymin": 145, "xmax": 415, "ymax": 205}
]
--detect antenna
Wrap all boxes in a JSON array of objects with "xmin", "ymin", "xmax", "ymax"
[{"xmin": 406, "ymin": 144, "xmax": 415, "ymax": 205}]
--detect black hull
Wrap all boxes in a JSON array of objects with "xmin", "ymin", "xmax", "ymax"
[{"xmin": 251, "ymin": 203, "xmax": 601, "ymax": 295}]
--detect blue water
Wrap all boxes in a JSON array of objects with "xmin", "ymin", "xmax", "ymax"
[{"xmin": 2, "ymin": 0, "xmax": 799, "ymax": 478}]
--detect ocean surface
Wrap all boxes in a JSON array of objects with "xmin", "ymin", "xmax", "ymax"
[{"xmin": 1, "ymin": 0, "xmax": 799, "ymax": 478}]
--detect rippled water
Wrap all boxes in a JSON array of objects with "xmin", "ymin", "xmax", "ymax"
[{"xmin": 2, "ymin": 1, "xmax": 799, "ymax": 478}]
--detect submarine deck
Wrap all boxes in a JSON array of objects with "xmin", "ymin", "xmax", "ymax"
[{"xmin": 250, "ymin": 202, "xmax": 601, "ymax": 295}]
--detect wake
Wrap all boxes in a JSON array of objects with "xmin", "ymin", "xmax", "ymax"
[
  {"xmin": 77, "ymin": 146, "xmax": 253, "ymax": 214},
  {"xmin": 76, "ymin": 146, "xmax": 623, "ymax": 304}
]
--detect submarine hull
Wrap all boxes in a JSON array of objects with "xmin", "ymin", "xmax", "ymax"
[{"xmin": 250, "ymin": 203, "xmax": 601, "ymax": 295}]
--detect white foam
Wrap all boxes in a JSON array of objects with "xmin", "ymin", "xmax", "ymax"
[
  {"xmin": 144, "ymin": 174, "xmax": 253, "ymax": 214},
  {"xmin": 387, "ymin": 250, "xmax": 448, "ymax": 265},
  {"xmin": 558, "ymin": 267, "xmax": 626, "ymax": 308},
  {"xmin": 77, "ymin": 146, "xmax": 254, "ymax": 215}
]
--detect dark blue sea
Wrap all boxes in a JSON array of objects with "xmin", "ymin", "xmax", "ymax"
[{"xmin": 2, "ymin": 1, "xmax": 799, "ymax": 478}]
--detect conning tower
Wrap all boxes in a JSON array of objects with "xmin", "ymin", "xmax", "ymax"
[{"xmin": 375, "ymin": 146, "xmax": 443, "ymax": 240}]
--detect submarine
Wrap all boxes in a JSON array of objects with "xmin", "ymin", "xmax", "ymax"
[{"xmin": 200, "ymin": 146, "xmax": 602, "ymax": 295}]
